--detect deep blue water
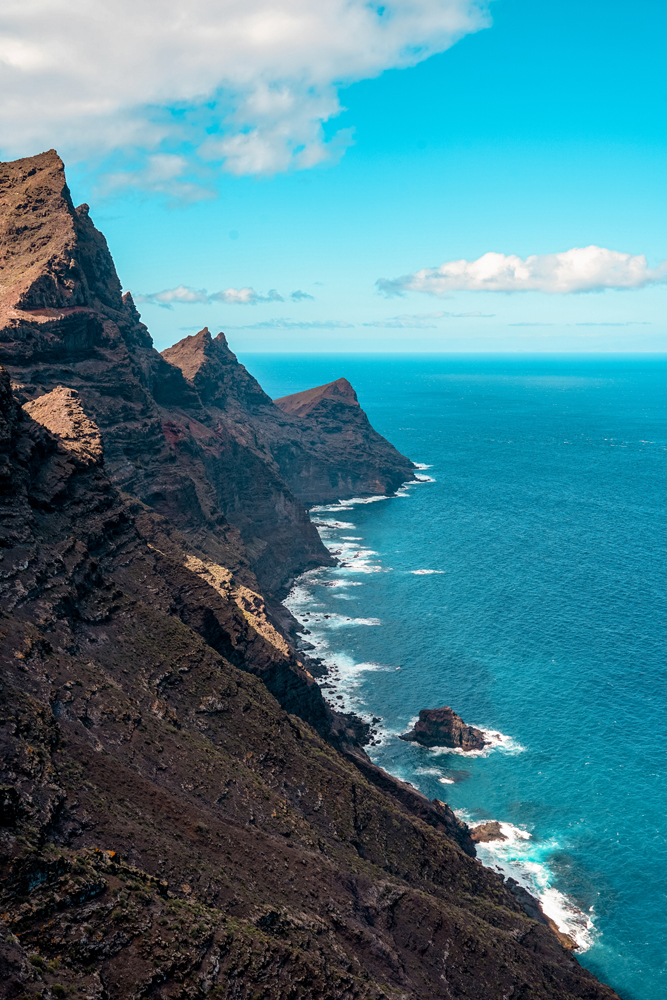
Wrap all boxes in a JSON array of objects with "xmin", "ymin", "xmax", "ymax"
[{"xmin": 240, "ymin": 353, "xmax": 667, "ymax": 1000}]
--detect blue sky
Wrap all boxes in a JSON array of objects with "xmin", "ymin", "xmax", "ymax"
[{"xmin": 3, "ymin": 0, "xmax": 666, "ymax": 352}]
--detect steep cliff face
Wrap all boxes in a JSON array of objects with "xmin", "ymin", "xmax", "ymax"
[
  {"xmin": 0, "ymin": 151, "xmax": 328, "ymax": 597},
  {"xmin": 0, "ymin": 369, "xmax": 619, "ymax": 999},
  {"xmin": 272, "ymin": 377, "xmax": 416, "ymax": 502},
  {"xmin": 162, "ymin": 331, "xmax": 416, "ymax": 507},
  {"xmin": 160, "ymin": 328, "xmax": 330, "ymax": 594},
  {"xmin": 0, "ymin": 151, "xmax": 622, "ymax": 999}
]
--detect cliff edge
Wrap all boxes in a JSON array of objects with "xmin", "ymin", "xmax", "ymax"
[{"xmin": 0, "ymin": 152, "xmax": 621, "ymax": 1000}]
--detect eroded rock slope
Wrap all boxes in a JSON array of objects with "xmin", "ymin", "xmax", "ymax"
[{"xmin": 0, "ymin": 151, "xmax": 621, "ymax": 1000}]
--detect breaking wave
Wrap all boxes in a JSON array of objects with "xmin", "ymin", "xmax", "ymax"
[{"xmin": 464, "ymin": 819, "xmax": 595, "ymax": 952}]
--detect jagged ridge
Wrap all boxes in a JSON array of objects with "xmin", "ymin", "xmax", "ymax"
[{"xmin": 0, "ymin": 151, "xmax": 621, "ymax": 1000}]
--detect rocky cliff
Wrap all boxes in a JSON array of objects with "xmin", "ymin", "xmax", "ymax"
[
  {"xmin": 162, "ymin": 331, "xmax": 416, "ymax": 509},
  {"xmin": 0, "ymin": 151, "xmax": 621, "ymax": 1000}
]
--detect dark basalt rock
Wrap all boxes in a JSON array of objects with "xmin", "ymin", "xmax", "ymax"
[
  {"xmin": 399, "ymin": 704, "xmax": 489, "ymax": 750},
  {"xmin": 162, "ymin": 331, "xmax": 417, "ymax": 511},
  {"xmin": 470, "ymin": 820, "xmax": 507, "ymax": 842},
  {"xmin": 0, "ymin": 151, "xmax": 621, "ymax": 1000},
  {"xmin": 273, "ymin": 376, "xmax": 417, "ymax": 501}
]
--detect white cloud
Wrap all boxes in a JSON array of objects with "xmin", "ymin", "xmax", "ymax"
[
  {"xmin": 378, "ymin": 246, "xmax": 667, "ymax": 296},
  {"xmin": 363, "ymin": 310, "xmax": 494, "ymax": 327},
  {"xmin": 291, "ymin": 290, "xmax": 315, "ymax": 301},
  {"xmin": 101, "ymin": 154, "xmax": 215, "ymax": 203},
  {"xmin": 135, "ymin": 284, "xmax": 284, "ymax": 308},
  {"xmin": 572, "ymin": 321, "xmax": 651, "ymax": 327},
  {"xmin": 0, "ymin": 0, "xmax": 490, "ymax": 176},
  {"xmin": 230, "ymin": 318, "xmax": 355, "ymax": 329},
  {"xmin": 212, "ymin": 287, "xmax": 284, "ymax": 305}
]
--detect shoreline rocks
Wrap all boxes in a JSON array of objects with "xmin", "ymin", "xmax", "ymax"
[{"xmin": 399, "ymin": 705, "xmax": 489, "ymax": 751}]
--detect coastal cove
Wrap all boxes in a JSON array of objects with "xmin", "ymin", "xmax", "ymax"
[{"xmin": 242, "ymin": 352, "xmax": 667, "ymax": 1000}]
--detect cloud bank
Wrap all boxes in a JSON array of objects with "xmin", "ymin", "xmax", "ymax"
[
  {"xmin": 230, "ymin": 318, "xmax": 354, "ymax": 329},
  {"xmin": 135, "ymin": 284, "xmax": 284, "ymax": 308},
  {"xmin": 0, "ymin": 0, "xmax": 490, "ymax": 176},
  {"xmin": 363, "ymin": 310, "xmax": 493, "ymax": 327},
  {"xmin": 378, "ymin": 246, "xmax": 667, "ymax": 296}
]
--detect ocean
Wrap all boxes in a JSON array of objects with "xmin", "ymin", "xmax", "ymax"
[{"xmin": 240, "ymin": 352, "xmax": 667, "ymax": 1000}]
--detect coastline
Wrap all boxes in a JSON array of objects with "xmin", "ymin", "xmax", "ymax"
[{"xmin": 284, "ymin": 472, "xmax": 596, "ymax": 954}]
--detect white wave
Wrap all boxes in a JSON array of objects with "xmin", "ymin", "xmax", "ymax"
[
  {"xmin": 343, "ymin": 494, "xmax": 392, "ymax": 505},
  {"xmin": 465, "ymin": 819, "xmax": 594, "ymax": 951},
  {"xmin": 302, "ymin": 613, "xmax": 380, "ymax": 628},
  {"xmin": 425, "ymin": 728, "xmax": 526, "ymax": 758},
  {"xmin": 414, "ymin": 473, "xmax": 435, "ymax": 482},
  {"xmin": 410, "ymin": 569, "xmax": 445, "ymax": 575},
  {"xmin": 414, "ymin": 463, "xmax": 433, "ymax": 469},
  {"xmin": 337, "ymin": 559, "xmax": 385, "ymax": 574},
  {"xmin": 310, "ymin": 503, "xmax": 354, "ymax": 512},
  {"xmin": 413, "ymin": 766, "xmax": 455, "ymax": 786},
  {"xmin": 341, "ymin": 536, "xmax": 363, "ymax": 540},
  {"xmin": 319, "ymin": 537, "xmax": 385, "ymax": 574},
  {"xmin": 313, "ymin": 520, "xmax": 355, "ymax": 530}
]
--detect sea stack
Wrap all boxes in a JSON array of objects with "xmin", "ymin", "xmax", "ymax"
[
  {"xmin": 470, "ymin": 821, "xmax": 508, "ymax": 843},
  {"xmin": 399, "ymin": 705, "xmax": 489, "ymax": 751}
]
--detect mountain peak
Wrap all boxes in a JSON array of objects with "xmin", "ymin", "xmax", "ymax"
[
  {"xmin": 0, "ymin": 149, "xmax": 124, "ymax": 318},
  {"xmin": 274, "ymin": 377, "xmax": 359, "ymax": 418},
  {"xmin": 162, "ymin": 328, "xmax": 272, "ymax": 410}
]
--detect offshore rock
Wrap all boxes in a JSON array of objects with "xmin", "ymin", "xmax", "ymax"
[
  {"xmin": 470, "ymin": 820, "xmax": 508, "ymax": 843},
  {"xmin": 399, "ymin": 705, "xmax": 489, "ymax": 750}
]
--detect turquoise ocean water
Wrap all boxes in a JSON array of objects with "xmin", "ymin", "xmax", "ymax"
[{"xmin": 240, "ymin": 353, "xmax": 667, "ymax": 1000}]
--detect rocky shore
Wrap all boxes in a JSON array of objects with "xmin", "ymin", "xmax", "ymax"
[{"xmin": 0, "ymin": 150, "xmax": 621, "ymax": 1000}]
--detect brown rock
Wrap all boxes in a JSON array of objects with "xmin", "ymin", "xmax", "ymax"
[
  {"xmin": 273, "ymin": 376, "xmax": 417, "ymax": 502},
  {"xmin": 0, "ymin": 152, "xmax": 621, "ymax": 999},
  {"xmin": 399, "ymin": 705, "xmax": 489, "ymax": 750},
  {"xmin": 24, "ymin": 386, "xmax": 103, "ymax": 466},
  {"xmin": 163, "ymin": 332, "xmax": 417, "ymax": 508},
  {"xmin": 470, "ymin": 820, "xmax": 507, "ymax": 843}
]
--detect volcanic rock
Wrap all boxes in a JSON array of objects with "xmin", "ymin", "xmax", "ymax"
[
  {"xmin": 0, "ymin": 151, "xmax": 621, "ymax": 1000},
  {"xmin": 470, "ymin": 820, "xmax": 508, "ymax": 843},
  {"xmin": 399, "ymin": 705, "xmax": 489, "ymax": 750},
  {"xmin": 163, "ymin": 331, "xmax": 417, "ymax": 508},
  {"xmin": 273, "ymin": 377, "xmax": 416, "ymax": 501}
]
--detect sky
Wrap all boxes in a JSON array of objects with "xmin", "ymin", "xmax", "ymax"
[{"xmin": 2, "ymin": 0, "xmax": 666, "ymax": 353}]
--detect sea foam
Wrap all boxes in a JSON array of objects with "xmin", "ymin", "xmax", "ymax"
[{"xmin": 465, "ymin": 818, "xmax": 594, "ymax": 952}]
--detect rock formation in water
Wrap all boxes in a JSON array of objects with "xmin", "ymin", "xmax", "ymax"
[
  {"xmin": 470, "ymin": 820, "xmax": 508, "ymax": 842},
  {"xmin": 0, "ymin": 151, "xmax": 621, "ymax": 999},
  {"xmin": 399, "ymin": 705, "xmax": 489, "ymax": 750}
]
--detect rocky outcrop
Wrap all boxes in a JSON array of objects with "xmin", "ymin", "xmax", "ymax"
[
  {"xmin": 162, "ymin": 329, "xmax": 417, "ymax": 510},
  {"xmin": 470, "ymin": 820, "xmax": 508, "ymax": 842},
  {"xmin": 0, "ymin": 151, "xmax": 329, "ymax": 598},
  {"xmin": 399, "ymin": 705, "xmax": 489, "ymax": 750},
  {"xmin": 273, "ymin": 377, "xmax": 416, "ymax": 501},
  {"xmin": 23, "ymin": 385, "xmax": 103, "ymax": 466},
  {"xmin": 0, "ymin": 151, "xmax": 621, "ymax": 999},
  {"xmin": 0, "ymin": 366, "xmax": 619, "ymax": 999}
]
